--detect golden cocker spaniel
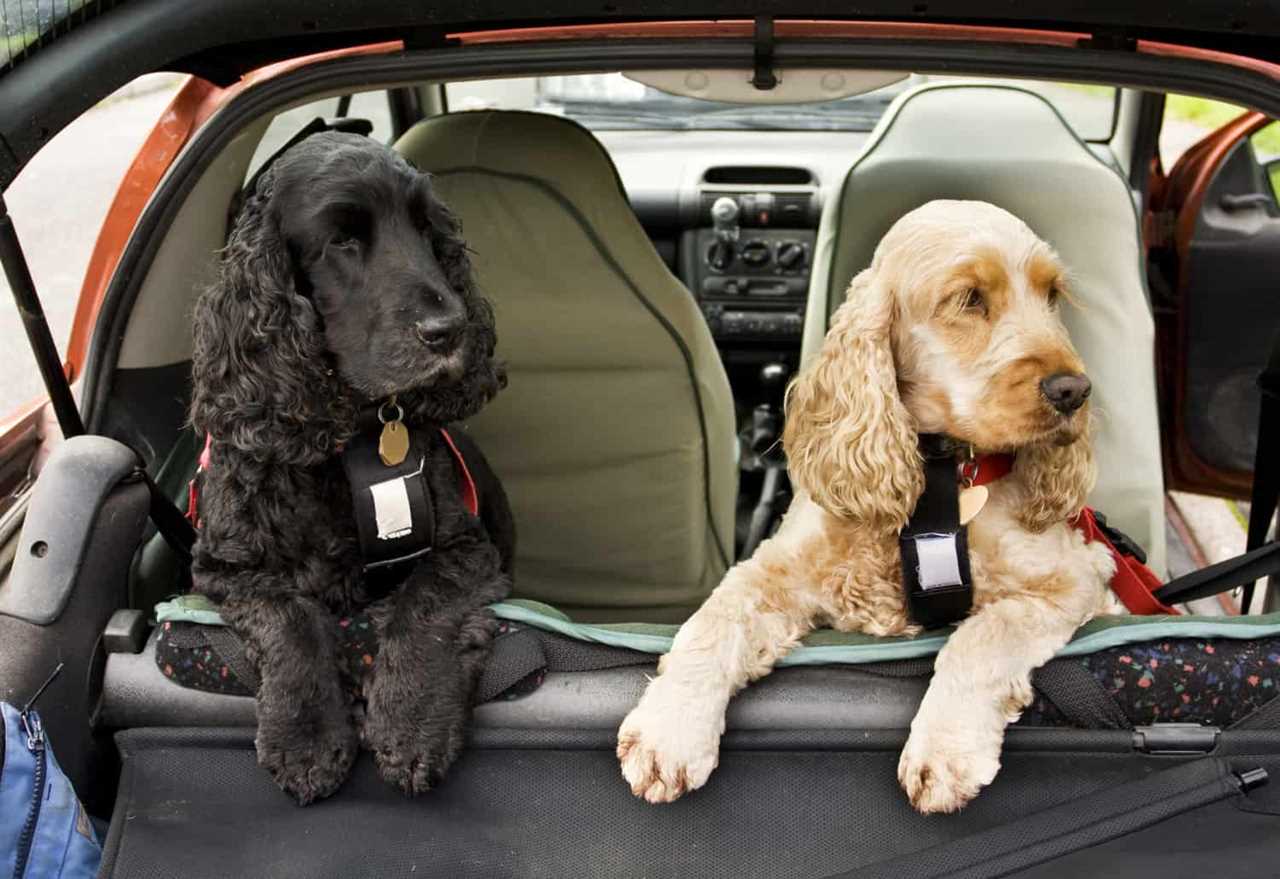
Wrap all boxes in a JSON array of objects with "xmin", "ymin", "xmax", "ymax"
[{"xmin": 618, "ymin": 200, "xmax": 1120, "ymax": 814}]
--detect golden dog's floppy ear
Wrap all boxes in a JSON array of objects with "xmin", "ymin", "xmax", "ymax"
[
  {"xmin": 1012, "ymin": 417, "xmax": 1097, "ymax": 532},
  {"xmin": 783, "ymin": 269, "xmax": 923, "ymax": 529}
]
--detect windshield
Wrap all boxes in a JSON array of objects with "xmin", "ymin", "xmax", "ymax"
[
  {"xmin": 535, "ymin": 74, "xmax": 905, "ymax": 132},
  {"xmin": 446, "ymin": 73, "xmax": 1118, "ymax": 140}
]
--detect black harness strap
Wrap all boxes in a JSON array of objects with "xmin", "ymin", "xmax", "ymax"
[
  {"xmin": 899, "ymin": 435, "xmax": 973, "ymax": 630},
  {"xmin": 341, "ymin": 425, "xmax": 436, "ymax": 573},
  {"xmin": 1032, "ymin": 660, "xmax": 1133, "ymax": 730}
]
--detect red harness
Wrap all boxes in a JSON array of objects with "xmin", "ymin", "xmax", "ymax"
[
  {"xmin": 970, "ymin": 454, "xmax": 1176, "ymax": 616},
  {"xmin": 186, "ymin": 428, "xmax": 479, "ymax": 528}
]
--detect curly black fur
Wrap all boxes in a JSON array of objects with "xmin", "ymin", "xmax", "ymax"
[{"xmin": 190, "ymin": 132, "xmax": 513, "ymax": 805}]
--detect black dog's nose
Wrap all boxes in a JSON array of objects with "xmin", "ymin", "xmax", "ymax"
[
  {"xmin": 415, "ymin": 285, "xmax": 466, "ymax": 349},
  {"xmin": 1040, "ymin": 372, "xmax": 1092, "ymax": 414},
  {"xmin": 415, "ymin": 316, "xmax": 464, "ymax": 349}
]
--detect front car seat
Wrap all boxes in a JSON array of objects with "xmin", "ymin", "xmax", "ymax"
[
  {"xmin": 803, "ymin": 83, "xmax": 1167, "ymax": 574},
  {"xmin": 395, "ymin": 110, "xmax": 736, "ymax": 622}
]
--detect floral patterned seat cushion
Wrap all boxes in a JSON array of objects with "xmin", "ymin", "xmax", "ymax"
[{"xmin": 155, "ymin": 620, "xmax": 1280, "ymax": 727}]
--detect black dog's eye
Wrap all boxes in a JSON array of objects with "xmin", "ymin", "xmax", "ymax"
[
  {"xmin": 329, "ymin": 205, "xmax": 371, "ymax": 250},
  {"xmin": 961, "ymin": 287, "xmax": 987, "ymax": 316}
]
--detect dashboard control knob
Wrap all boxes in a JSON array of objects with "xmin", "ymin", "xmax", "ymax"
[
  {"xmin": 776, "ymin": 241, "xmax": 806, "ymax": 270},
  {"xmin": 711, "ymin": 196, "xmax": 741, "ymax": 235},
  {"xmin": 740, "ymin": 240, "xmax": 771, "ymax": 267},
  {"xmin": 707, "ymin": 241, "xmax": 735, "ymax": 271}
]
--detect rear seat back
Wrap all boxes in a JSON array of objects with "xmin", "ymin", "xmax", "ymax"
[
  {"xmin": 804, "ymin": 83, "xmax": 1167, "ymax": 574},
  {"xmin": 395, "ymin": 111, "xmax": 737, "ymax": 622}
]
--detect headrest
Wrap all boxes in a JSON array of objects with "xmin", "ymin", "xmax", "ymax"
[
  {"xmin": 820, "ymin": 83, "xmax": 1136, "ymax": 316},
  {"xmin": 394, "ymin": 110, "xmax": 630, "ymax": 226}
]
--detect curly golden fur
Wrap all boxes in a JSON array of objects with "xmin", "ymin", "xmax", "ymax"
[{"xmin": 618, "ymin": 200, "xmax": 1120, "ymax": 814}]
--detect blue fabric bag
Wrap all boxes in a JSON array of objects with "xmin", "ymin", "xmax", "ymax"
[{"xmin": 0, "ymin": 701, "xmax": 101, "ymax": 879}]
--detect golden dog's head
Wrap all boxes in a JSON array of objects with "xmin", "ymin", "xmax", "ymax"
[{"xmin": 784, "ymin": 200, "xmax": 1095, "ymax": 532}]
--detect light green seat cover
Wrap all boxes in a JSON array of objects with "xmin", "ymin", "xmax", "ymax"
[
  {"xmin": 395, "ymin": 111, "xmax": 736, "ymax": 622},
  {"xmin": 803, "ymin": 83, "xmax": 1168, "ymax": 576}
]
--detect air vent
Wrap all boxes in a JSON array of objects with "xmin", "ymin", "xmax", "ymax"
[
  {"xmin": 703, "ymin": 166, "xmax": 813, "ymax": 186},
  {"xmin": 775, "ymin": 194, "xmax": 813, "ymax": 224}
]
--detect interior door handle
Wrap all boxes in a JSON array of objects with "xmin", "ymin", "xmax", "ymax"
[{"xmin": 1219, "ymin": 192, "xmax": 1274, "ymax": 211}]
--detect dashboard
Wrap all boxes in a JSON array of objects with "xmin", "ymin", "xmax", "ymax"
[
  {"xmin": 589, "ymin": 130, "xmax": 873, "ymax": 538},
  {"xmin": 598, "ymin": 130, "xmax": 869, "ymax": 364}
]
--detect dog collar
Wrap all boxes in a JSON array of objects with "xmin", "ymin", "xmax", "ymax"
[{"xmin": 961, "ymin": 453, "xmax": 1014, "ymax": 487}]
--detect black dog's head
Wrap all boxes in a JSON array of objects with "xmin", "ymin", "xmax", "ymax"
[{"xmin": 192, "ymin": 132, "xmax": 504, "ymax": 463}]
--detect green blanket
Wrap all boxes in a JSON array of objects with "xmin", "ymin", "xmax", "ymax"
[{"xmin": 155, "ymin": 594, "xmax": 1280, "ymax": 667}]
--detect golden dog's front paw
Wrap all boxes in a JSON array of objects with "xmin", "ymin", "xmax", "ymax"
[
  {"xmin": 617, "ymin": 692, "xmax": 722, "ymax": 804},
  {"xmin": 897, "ymin": 726, "xmax": 1001, "ymax": 814}
]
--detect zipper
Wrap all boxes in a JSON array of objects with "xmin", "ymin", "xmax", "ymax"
[
  {"xmin": 13, "ymin": 709, "xmax": 47, "ymax": 879},
  {"xmin": 11, "ymin": 662, "xmax": 62, "ymax": 879}
]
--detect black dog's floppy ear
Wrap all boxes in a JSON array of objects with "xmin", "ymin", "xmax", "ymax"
[
  {"xmin": 425, "ymin": 185, "xmax": 474, "ymax": 297},
  {"xmin": 191, "ymin": 168, "xmax": 353, "ymax": 463}
]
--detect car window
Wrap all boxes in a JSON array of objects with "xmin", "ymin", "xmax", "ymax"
[
  {"xmin": 1251, "ymin": 122, "xmax": 1280, "ymax": 203},
  {"xmin": 445, "ymin": 73, "xmax": 1118, "ymax": 141},
  {"xmin": 1159, "ymin": 93, "xmax": 1269, "ymax": 167},
  {"xmin": 0, "ymin": 72, "xmax": 184, "ymax": 421},
  {"xmin": 244, "ymin": 90, "xmax": 396, "ymax": 182}
]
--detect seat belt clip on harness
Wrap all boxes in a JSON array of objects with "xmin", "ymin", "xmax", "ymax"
[{"xmin": 900, "ymin": 435, "xmax": 975, "ymax": 630}]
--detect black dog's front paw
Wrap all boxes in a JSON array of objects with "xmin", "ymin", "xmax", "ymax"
[
  {"xmin": 256, "ymin": 702, "xmax": 359, "ymax": 805},
  {"xmin": 362, "ymin": 674, "xmax": 470, "ymax": 796}
]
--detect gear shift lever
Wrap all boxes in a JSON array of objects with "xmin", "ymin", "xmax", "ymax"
[
  {"xmin": 708, "ymin": 196, "xmax": 740, "ymax": 271},
  {"xmin": 750, "ymin": 362, "xmax": 791, "ymax": 461},
  {"xmin": 741, "ymin": 362, "xmax": 792, "ymax": 558}
]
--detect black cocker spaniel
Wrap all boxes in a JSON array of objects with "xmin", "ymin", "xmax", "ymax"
[{"xmin": 190, "ymin": 131, "xmax": 513, "ymax": 805}]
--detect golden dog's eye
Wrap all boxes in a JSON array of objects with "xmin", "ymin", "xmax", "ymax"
[
  {"xmin": 1048, "ymin": 284, "xmax": 1062, "ymax": 307},
  {"xmin": 962, "ymin": 287, "xmax": 987, "ymax": 315}
]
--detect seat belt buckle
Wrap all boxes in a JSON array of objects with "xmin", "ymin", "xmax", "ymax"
[
  {"xmin": 900, "ymin": 530, "xmax": 973, "ymax": 629},
  {"xmin": 1093, "ymin": 511, "xmax": 1148, "ymax": 565}
]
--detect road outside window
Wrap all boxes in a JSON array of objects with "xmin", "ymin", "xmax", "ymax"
[{"xmin": 0, "ymin": 73, "xmax": 183, "ymax": 419}]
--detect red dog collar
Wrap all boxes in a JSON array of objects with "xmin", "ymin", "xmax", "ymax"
[
  {"xmin": 953, "ymin": 451, "xmax": 1175, "ymax": 616},
  {"xmin": 961, "ymin": 454, "xmax": 1014, "ymax": 487}
]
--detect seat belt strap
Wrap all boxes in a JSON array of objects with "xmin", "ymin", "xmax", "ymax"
[
  {"xmin": 1156, "ymin": 540, "xmax": 1280, "ymax": 606},
  {"xmin": 1242, "ymin": 329, "xmax": 1280, "ymax": 611},
  {"xmin": 1153, "ymin": 330, "xmax": 1280, "ymax": 611},
  {"xmin": 137, "ymin": 468, "xmax": 196, "ymax": 564}
]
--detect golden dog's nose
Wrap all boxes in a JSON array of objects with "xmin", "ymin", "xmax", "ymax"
[{"xmin": 1040, "ymin": 373, "xmax": 1091, "ymax": 414}]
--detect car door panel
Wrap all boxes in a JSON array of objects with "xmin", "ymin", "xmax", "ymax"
[{"xmin": 1156, "ymin": 112, "xmax": 1280, "ymax": 497}]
